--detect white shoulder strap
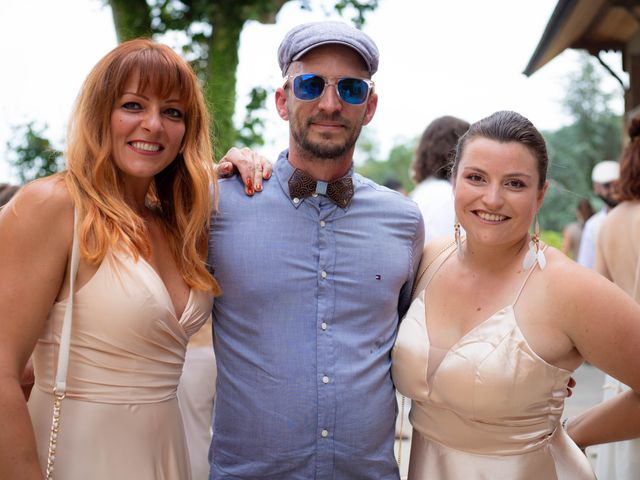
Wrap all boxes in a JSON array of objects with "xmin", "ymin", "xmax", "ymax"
[
  {"xmin": 54, "ymin": 209, "xmax": 80, "ymax": 394},
  {"xmin": 411, "ymin": 240, "xmax": 456, "ymax": 301}
]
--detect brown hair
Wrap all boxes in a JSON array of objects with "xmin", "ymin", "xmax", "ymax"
[
  {"xmin": 0, "ymin": 183, "xmax": 20, "ymax": 207},
  {"xmin": 614, "ymin": 116, "xmax": 640, "ymax": 201},
  {"xmin": 452, "ymin": 111, "xmax": 548, "ymax": 190},
  {"xmin": 576, "ymin": 198, "xmax": 595, "ymax": 223},
  {"xmin": 64, "ymin": 38, "xmax": 219, "ymax": 294},
  {"xmin": 412, "ymin": 116, "xmax": 469, "ymax": 182}
]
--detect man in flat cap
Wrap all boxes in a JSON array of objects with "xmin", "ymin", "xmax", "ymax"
[{"xmin": 207, "ymin": 21, "xmax": 423, "ymax": 479}]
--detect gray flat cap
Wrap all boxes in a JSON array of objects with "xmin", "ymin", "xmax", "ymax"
[{"xmin": 278, "ymin": 21, "xmax": 379, "ymax": 76}]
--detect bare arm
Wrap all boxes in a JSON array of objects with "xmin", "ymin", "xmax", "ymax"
[
  {"xmin": 566, "ymin": 390, "xmax": 640, "ymax": 449},
  {"xmin": 0, "ymin": 178, "xmax": 73, "ymax": 479},
  {"xmin": 558, "ymin": 266, "xmax": 640, "ymax": 447}
]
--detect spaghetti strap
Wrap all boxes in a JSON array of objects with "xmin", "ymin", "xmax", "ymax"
[
  {"xmin": 412, "ymin": 241, "xmax": 458, "ymax": 299},
  {"xmin": 512, "ymin": 245, "xmax": 548, "ymax": 305}
]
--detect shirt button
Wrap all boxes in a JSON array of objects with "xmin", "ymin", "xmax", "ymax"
[
  {"xmin": 293, "ymin": 197, "xmax": 300, "ymax": 204},
  {"xmin": 320, "ymin": 322, "xmax": 327, "ymax": 330},
  {"xmin": 320, "ymin": 270, "xmax": 327, "ymax": 279},
  {"xmin": 321, "ymin": 429, "xmax": 329, "ymax": 438},
  {"xmin": 312, "ymin": 193, "xmax": 318, "ymax": 198},
  {"xmin": 320, "ymin": 220, "xmax": 326, "ymax": 227},
  {"xmin": 322, "ymin": 375, "xmax": 330, "ymax": 384}
]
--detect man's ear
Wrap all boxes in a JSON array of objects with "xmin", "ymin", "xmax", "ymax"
[
  {"xmin": 275, "ymin": 88, "xmax": 289, "ymax": 121},
  {"xmin": 362, "ymin": 91, "xmax": 378, "ymax": 126}
]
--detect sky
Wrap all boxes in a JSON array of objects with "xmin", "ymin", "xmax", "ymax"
[{"xmin": 0, "ymin": 0, "xmax": 627, "ymax": 184}]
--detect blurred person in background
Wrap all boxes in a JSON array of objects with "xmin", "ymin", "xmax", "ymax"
[
  {"xmin": 594, "ymin": 115, "xmax": 640, "ymax": 480},
  {"xmin": 561, "ymin": 198, "xmax": 594, "ymax": 259},
  {"xmin": 410, "ymin": 116, "xmax": 469, "ymax": 242},
  {"xmin": 384, "ymin": 177, "xmax": 408, "ymax": 196},
  {"xmin": 177, "ymin": 317, "xmax": 216, "ymax": 480},
  {"xmin": 576, "ymin": 160, "xmax": 619, "ymax": 268}
]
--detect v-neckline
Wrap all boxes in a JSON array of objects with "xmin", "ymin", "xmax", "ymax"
[
  {"xmin": 422, "ymin": 288, "xmax": 514, "ymax": 355},
  {"xmin": 137, "ymin": 255, "xmax": 194, "ymax": 320}
]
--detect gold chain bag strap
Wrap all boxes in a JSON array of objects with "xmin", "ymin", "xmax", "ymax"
[
  {"xmin": 45, "ymin": 210, "xmax": 79, "ymax": 480},
  {"xmin": 396, "ymin": 240, "xmax": 456, "ymax": 478}
]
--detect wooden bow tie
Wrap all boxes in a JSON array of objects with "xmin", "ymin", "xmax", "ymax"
[{"xmin": 288, "ymin": 168, "xmax": 354, "ymax": 208}]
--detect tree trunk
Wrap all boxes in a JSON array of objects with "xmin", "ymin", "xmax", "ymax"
[
  {"xmin": 206, "ymin": 17, "xmax": 245, "ymax": 159},
  {"xmin": 109, "ymin": 0, "xmax": 153, "ymax": 42}
]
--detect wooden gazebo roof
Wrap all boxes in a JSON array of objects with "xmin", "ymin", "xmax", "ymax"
[{"xmin": 524, "ymin": 0, "xmax": 640, "ymax": 76}]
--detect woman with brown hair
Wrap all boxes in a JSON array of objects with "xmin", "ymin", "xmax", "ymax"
[
  {"xmin": 594, "ymin": 115, "xmax": 640, "ymax": 480},
  {"xmin": 410, "ymin": 115, "xmax": 470, "ymax": 242},
  {"xmin": 393, "ymin": 111, "xmax": 640, "ymax": 479},
  {"xmin": 0, "ymin": 39, "xmax": 220, "ymax": 479}
]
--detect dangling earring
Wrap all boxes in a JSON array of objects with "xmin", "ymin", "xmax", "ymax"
[
  {"xmin": 523, "ymin": 215, "xmax": 546, "ymax": 270},
  {"xmin": 454, "ymin": 218, "xmax": 463, "ymax": 259}
]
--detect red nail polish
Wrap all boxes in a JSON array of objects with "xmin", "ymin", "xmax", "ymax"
[
  {"xmin": 246, "ymin": 178, "xmax": 253, "ymax": 189},
  {"xmin": 264, "ymin": 171, "xmax": 271, "ymax": 179},
  {"xmin": 255, "ymin": 183, "xmax": 262, "ymax": 191},
  {"xmin": 247, "ymin": 188, "xmax": 254, "ymax": 195}
]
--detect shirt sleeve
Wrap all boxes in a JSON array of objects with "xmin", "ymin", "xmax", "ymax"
[{"xmin": 397, "ymin": 209, "xmax": 425, "ymax": 317}]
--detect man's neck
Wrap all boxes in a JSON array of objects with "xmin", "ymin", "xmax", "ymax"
[{"xmin": 287, "ymin": 146, "xmax": 354, "ymax": 182}]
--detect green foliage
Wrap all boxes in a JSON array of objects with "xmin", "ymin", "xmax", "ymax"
[
  {"xmin": 540, "ymin": 230, "xmax": 562, "ymax": 250},
  {"xmin": 237, "ymin": 86, "xmax": 271, "ymax": 148},
  {"xmin": 356, "ymin": 134, "xmax": 416, "ymax": 191},
  {"xmin": 331, "ymin": 0, "xmax": 379, "ymax": 27},
  {"xmin": 539, "ymin": 52, "xmax": 622, "ymax": 232},
  {"xmin": 6, "ymin": 122, "xmax": 63, "ymax": 183}
]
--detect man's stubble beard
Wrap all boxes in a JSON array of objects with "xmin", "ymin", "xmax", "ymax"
[{"xmin": 290, "ymin": 110, "xmax": 364, "ymax": 162}]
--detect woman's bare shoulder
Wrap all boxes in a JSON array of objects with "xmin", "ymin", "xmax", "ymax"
[
  {"xmin": 1, "ymin": 175, "xmax": 73, "ymax": 240},
  {"xmin": 9, "ymin": 176, "xmax": 72, "ymax": 216},
  {"xmin": 540, "ymin": 246, "xmax": 626, "ymax": 314}
]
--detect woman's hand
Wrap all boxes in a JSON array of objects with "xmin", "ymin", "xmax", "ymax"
[{"xmin": 216, "ymin": 147, "xmax": 272, "ymax": 196}]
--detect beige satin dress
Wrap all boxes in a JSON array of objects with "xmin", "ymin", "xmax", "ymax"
[
  {"xmin": 392, "ymin": 245, "xmax": 595, "ymax": 479},
  {"xmin": 28, "ymin": 249, "xmax": 213, "ymax": 480}
]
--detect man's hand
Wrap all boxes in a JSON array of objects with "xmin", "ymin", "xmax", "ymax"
[{"xmin": 217, "ymin": 147, "xmax": 272, "ymax": 196}]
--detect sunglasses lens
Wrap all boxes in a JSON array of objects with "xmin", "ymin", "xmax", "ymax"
[
  {"xmin": 293, "ymin": 74, "xmax": 325, "ymax": 101},
  {"xmin": 337, "ymin": 78, "xmax": 369, "ymax": 104}
]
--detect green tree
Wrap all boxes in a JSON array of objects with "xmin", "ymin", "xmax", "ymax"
[
  {"xmin": 6, "ymin": 122, "xmax": 63, "ymax": 184},
  {"xmin": 106, "ymin": 0, "xmax": 379, "ymax": 158},
  {"xmin": 356, "ymin": 132, "xmax": 415, "ymax": 192},
  {"xmin": 540, "ymin": 52, "xmax": 623, "ymax": 231}
]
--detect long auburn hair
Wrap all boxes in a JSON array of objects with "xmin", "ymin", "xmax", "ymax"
[
  {"xmin": 615, "ymin": 116, "xmax": 640, "ymax": 201},
  {"xmin": 64, "ymin": 38, "xmax": 220, "ymax": 294}
]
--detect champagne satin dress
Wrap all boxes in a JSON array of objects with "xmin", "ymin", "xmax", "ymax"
[
  {"xmin": 28, "ymin": 249, "xmax": 213, "ymax": 480},
  {"xmin": 392, "ymin": 245, "xmax": 595, "ymax": 479}
]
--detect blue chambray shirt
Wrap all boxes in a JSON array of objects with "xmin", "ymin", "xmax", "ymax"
[{"xmin": 208, "ymin": 151, "xmax": 424, "ymax": 479}]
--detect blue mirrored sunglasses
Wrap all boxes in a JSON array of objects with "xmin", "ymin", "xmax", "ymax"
[{"xmin": 283, "ymin": 73, "xmax": 374, "ymax": 105}]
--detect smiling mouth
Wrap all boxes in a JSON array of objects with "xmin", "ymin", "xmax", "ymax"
[
  {"xmin": 474, "ymin": 210, "xmax": 509, "ymax": 222},
  {"xmin": 129, "ymin": 141, "xmax": 163, "ymax": 152}
]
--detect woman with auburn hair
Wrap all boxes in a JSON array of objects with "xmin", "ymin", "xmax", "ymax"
[
  {"xmin": 0, "ymin": 39, "xmax": 232, "ymax": 479},
  {"xmin": 594, "ymin": 115, "xmax": 640, "ymax": 480},
  {"xmin": 392, "ymin": 111, "xmax": 640, "ymax": 479}
]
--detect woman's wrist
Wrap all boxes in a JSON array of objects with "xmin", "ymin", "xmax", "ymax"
[{"xmin": 562, "ymin": 416, "xmax": 587, "ymax": 453}]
